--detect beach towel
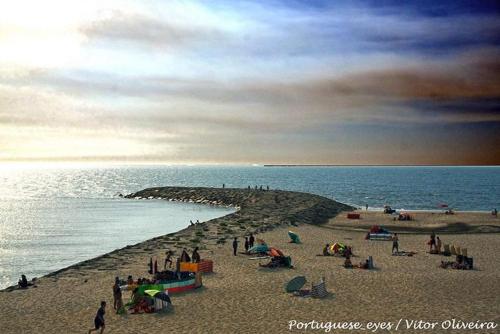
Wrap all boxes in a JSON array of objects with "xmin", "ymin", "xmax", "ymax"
[{"xmin": 393, "ymin": 251, "xmax": 416, "ymax": 256}]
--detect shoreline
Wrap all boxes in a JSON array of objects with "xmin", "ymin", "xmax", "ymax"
[{"xmin": 2, "ymin": 187, "xmax": 496, "ymax": 291}]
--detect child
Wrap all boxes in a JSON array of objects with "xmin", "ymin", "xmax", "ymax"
[{"xmin": 88, "ymin": 301, "xmax": 106, "ymax": 334}]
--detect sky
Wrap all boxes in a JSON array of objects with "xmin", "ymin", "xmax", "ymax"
[{"xmin": 0, "ymin": 0, "xmax": 499, "ymax": 165}]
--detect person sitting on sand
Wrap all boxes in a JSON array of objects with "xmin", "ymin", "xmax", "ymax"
[
  {"xmin": 18, "ymin": 274, "xmax": 28, "ymax": 288},
  {"xmin": 180, "ymin": 248, "xmax": 191, "ymax": 262},
  {"xmin": 392, "ymin": 233, "xmax": 399, "ymax": 254},
  {"xmin": 322, "ymin": 244, "xmax": 330, "ymax": 256},
  {"xmin": 192, "ymin": 247, "xmax": 201, "ymax": 263},
  {"xmin": 361, "ymin": 259, "xmax": 370, "ymax": 269},
  {"xmin": 88, "ymin": 301, "xmax": 106, "ymax": 334},
  {"xmin": 164, "ymin": 251, "xmax": 173, "ymax": 269}
]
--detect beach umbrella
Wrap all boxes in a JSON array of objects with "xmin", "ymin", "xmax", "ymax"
[
  {"xmin": 154, "ymin": 291, "xmax": 171, "ymax": 303},
  {"xmin": 249, "ymin": 244, "xmax": 269, "ymax": 254},
  {"xmin": 268, "ymin": 247, "xmax": 285, "ymax": 257},
  {"xmin": 144, "ymin": 289, "xmax": 161, "ymax": 297},
  {"xmin": 285, "ymin": 276, "xmax": 306, "ymax": 293}
]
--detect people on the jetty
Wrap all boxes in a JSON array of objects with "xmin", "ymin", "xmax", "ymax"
[
  {"xmin": 112, "ymin": 277, "xmax": 122, "ymax": 311},
  {"xmin": 436, "ymin": 236, "xmax": 442, "ymax": 254},
  {"xmin": 148, "ymin": 258, "xmax": 153, "ymax": 274},
  {"xmin": 180, "ymin": 248, "xmax": 191, "ymax": 262},
  {"xmin": 190, "ymin": 220, "xmax": 194, "ymax": 226},
  {"xmin": 233, "ymin": 237, "xmax": 238, "ymax": 256},
  {"xmin": 192, "ymin": 247, "xmax": 201, "ymax": 263},
  {"xmin": 323, "ymin": 244, "xmax": 330, "ymax": 256},
  {"xmin": 222, "ymin": 183, "xmax": 225, "ymax": 188},
  {"xmin": 88, "ymin": 301, "xmax": 106, "ymax": 334},
  {"xmin": 249, "ymin": 234, "xmax": 255, "ymax": 248},
  {"xmin": 196, "ymin": 219, "xmax": 200, "ymax": 224},
  {"xmin": 392, "ymin": 233, "xmax": 399, "ymax": 254},
  {"xmin": 164, "ymin": 251, "xmax": 173, "ymax": 269},
  {"xmin": 244, "ymin": 237, "xmax": 249, "ymax": 253},
  {"xmin": 266, "ymin": 185, "xmax": 269, "ymax": 191},
  {"xmin": 18, "ymin": 274, "xmax": 28, "ymax": 288},
  {"xmin": 366, "ymin": 204, "xmax": 368, "ymax": 210},
  {"xmin": 259, "ymin": 185, "xmax": 263, "ymax": 190}
]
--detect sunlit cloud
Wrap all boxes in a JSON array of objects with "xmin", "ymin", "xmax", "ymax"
[{"xmin": 0, "ymin": 0, "xmax": 499, "ymax": 164}]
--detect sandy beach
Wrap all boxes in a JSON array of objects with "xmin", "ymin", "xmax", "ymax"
[{"xmin": 1, "ymin": 188, "xmax": 499, "ymax": 334}]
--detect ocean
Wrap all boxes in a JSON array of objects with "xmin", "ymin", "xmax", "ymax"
[{"xmin": 0, "ymin": 164, "xmax": 499, "ymax": 289}]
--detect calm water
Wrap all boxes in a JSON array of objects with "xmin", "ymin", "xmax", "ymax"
[{"xmin": 1, "ymin": 164, "xmax": 499, "ymax": 288}]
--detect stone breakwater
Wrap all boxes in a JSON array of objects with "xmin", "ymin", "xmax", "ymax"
[{"xmin": 126, "ymin": 186, "xmax": 354, "ymax": 229}]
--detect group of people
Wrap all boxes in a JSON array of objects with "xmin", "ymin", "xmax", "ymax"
[
  {"xmin": 232, "ymin": 233, "xmax": 255, "ymax": 255},
  {"xmin": 247, "ymin": 185, "xmax": 270, "ymax": 191}
]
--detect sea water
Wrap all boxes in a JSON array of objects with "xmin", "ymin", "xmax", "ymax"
[{"xmin": 0, "ymin": 164, "xmax": 499, "ymax": 288}]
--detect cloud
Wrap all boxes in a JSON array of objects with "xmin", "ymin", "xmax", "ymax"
[{"xmin": 79, "ymin": 10, "xmax": 226, "ymax": 48}]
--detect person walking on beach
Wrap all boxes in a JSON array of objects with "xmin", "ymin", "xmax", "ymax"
[
  {"xmin": 392, "ymin": 233, "xmax": 399, "ymax": 254},
  {"xmin": 233, "ymin": 237, "xmax": 238, "ymax": 256},
  {"xmin": 244, "ymin": 237, "xmax": 249, "ymax": 253},
  {"xmin": 88, "ymin": 301, "xmax": 106, "ymax": 334},
  {"xmin": 249, "ymin": 234, "xmax": 255, "ymax": 249}
]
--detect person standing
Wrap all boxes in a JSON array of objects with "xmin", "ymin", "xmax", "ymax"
[
  {"xmin": 192, "ymin": 247, "xmax": 201, "ymax": 263},
  {"xmin": 112, "ymin": 277, "xmax": 121, "ymax": 311},
  {"xmin": 244, "ymin": 237, "xmax": 249, "ymax": 253},
  {"xmin": 249, "ymin": 234, "xmax": 255, "ymax": 249},
  {"xmin": 436, "ymin": 236, "xmax": 442, "ymax": 254},
  {"xmin": 180, "ymin": 248, "xmax": 191, "ymax": 262},
  {"xmin": 429, "ymin": 232, "xmax": 436, "ymax": 253},
  {"xmin": 164, "ymin": 251, "xmax": 173, "ymax": 269},
  {"xmin": 232, "ymin": 237, "xmax": 238, "ymax": 256},
  {"xmin": 88, "ymin": 301, "xmax": 106, "ymax": 334},
  {"xmin": 392, "ymin": 233, "xmax": 399, "ymax": 254}
]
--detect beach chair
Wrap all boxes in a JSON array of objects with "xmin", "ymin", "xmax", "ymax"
[
  {"xmin": 311, "ymin": 280, "xmax": 328, "ymax": 299},
  {"xmin": 450, "ymin": 245, "xmax": 457, "ymax": 256},
  {"xmin": 443, "ymin": 244, "xmax": 451, "ymax": 256}
]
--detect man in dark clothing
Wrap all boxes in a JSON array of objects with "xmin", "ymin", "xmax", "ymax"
[
  {"xmin": 88, "ymin": 301, "xmax": 106, "ymax": 334},
  {"xmin": 232, "ymin": 237, "xmax": 238, "ymax": 256},
  {"xmin": 192, "ymin": 247, "xmax": 201, "ymax": 263},
  {"xmin": 249, "ymin": 234, "xmax": 255, "ymax": 248},
  {"xmin": 244, "ymin": 237, "xmax": 249, "ymax": 253},
  {"xmin": 180, "ymin": 248, "xmax": 191, "ymax": 262}
]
